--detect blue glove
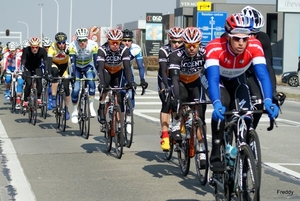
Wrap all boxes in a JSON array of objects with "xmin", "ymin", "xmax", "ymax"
[
  {"xmin": 212, "ymin": 101, "xmax": 226, "ymax": 121},
  {"xmin": 264, "ymin": 99, "xmax": 279, "ymax": 119}
]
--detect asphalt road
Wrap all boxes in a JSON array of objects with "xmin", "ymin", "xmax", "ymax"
[{"xmin": 0, "ymin": 73, "xmax": 300, "ymax": 201}]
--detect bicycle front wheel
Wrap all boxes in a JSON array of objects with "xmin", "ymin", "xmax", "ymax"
[
  {"xmin": 177, "ymin": 138, "xmax": 190, "ymax": 176},
  {"xmin": 59, "ymin": 93, "xmax": 67, "ymax": 132},
  {"xmin": 248, "ymin": 129, "xmax": 261, "ymax": 186},
  {"xmin": 55, "ymin": 94, "xmax": 61, "ymax": 129},
  {"xmin": 29, "ymin": 89, "xmax": 38, "ymax": 126},
  {"xmin": 41, "ymin": 82, "xmax": 48, "ymax": 119},
  {"xmin": 194, "ymin": 118, "xmax": 209, "ymax": 186},
  {"xmin": 82, "ymin": 95, "xmax": 90, "ymax": 139},
  {"xmin": 113, "ymin": 105, "xmax": 123, "ymax": 159},
  {"xmin": 237, "ymin": 144, "xmax": 259, "ymax": 201},
  {"xmin": 11, "ymin": 81, "xmax": 16, "ymax": 112},
  {"xmin": 124, "ymin": 97, "xmax": 134, "ymax": 148}
]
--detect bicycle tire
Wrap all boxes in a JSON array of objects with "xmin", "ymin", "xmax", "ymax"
[
  {"xmin": 55, "ymin": 93, "xmax": 61, "ymax": 129},
  {"xmin": 29, "ymin": 88, "xmax": 38, "ymax": 126},
  {"xmin": 165, "ymin": 130, "xmax": 174, "ymax": 160},
  {"xmin": 194, "ymin": 117, "xmax": 209, "ymax": 186},
  {"xmin": 237, "ymin": 144, "xmax": 259, "ymax": 201},
  {"xmin": 11, "ymin": 81, "xmax": 16, "ymax": 112},
  {"xmin": 78, "ymin": 93, "xmax": 84, "ymax": 136},
  {"xmin": 177, "ymin": 136, "xmax": 190, "ymax": 176},
  {"xmin": 249, "ymin": 129, "xmax": 261, "ymax": 186},
  {"xmin": 104, "ymin": 102, "xmax": 112, "ymax": 152},
  {"xmin": 82, "ymin": 95, "xmax": 90, "ymax": 139},
  {"xmin": 41, "ymin": 81, "xmax": 48, "ymax": 119},
  {"xmin": 59, "ymin": 93, "xmax": 67, "ymax": 132},
  {"xmin": 113, "ymin": 105, "xmax": 123, "ymax": 159},
  {"xmin": 124, "ymin": 97, "xmax": 134, "ymax": 148}
]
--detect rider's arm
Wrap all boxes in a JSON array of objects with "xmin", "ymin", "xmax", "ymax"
[
  {"xmin": 158, "ymin": 48, "xmax": 169, "ymax": 87},
  {"xmin": 68, "ymin": 44, "xmax": 77, "ymax": 76},
  {"xmin": 122, "ymin": 48, "xmax": 132, "ymax": 83},
  {"xmin": 92, "ymin": 42, "xmax": 99, "ymax": 69},
  {"xmin": 131, "ymin": 45, "xmax": 145, "ymax": 82},
  {"xmin": 2, "ymin": 52, "xmax": 8, "ymax": 70},
  {"xmin": 253, "ymin": 63, "xmax": 273, "ymax": 100},
  {"xmin": 206, "ymin": 65, "xmax": 220, "ymax": 104},
  {"xmin": 168, "ymin": 51, "xmax": 180, "ymax": 97},
  {"xmin": 257, "ymin": 32, "xmax": 277, "ymax": 93},
  {"xmin": 47, "ymin": 46, "xmax": 54, "ymax": 74},
  {"xmin": 96, "ymin": 47, "xmax": 105, "ymax": 82}
]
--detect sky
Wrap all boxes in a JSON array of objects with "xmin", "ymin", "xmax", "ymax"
[{"xmin": 0, "ymin": 0, "xmax": 177, "ymax": 44}]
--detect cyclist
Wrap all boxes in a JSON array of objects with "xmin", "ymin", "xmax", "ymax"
[
  {"xmin": 97, "ymin": 28, "xmax": 134, "ymax": 124},
  {"xmin": 69, "ymin": 27, "xmax": 98, "ymax": 124},
  {"xmin": 241, "ymin": 6, "xmax": 284, "ymax": 129},
  {"xmin": 42, "ymin": 37, "xmax": 53, "ymax": 110},
  {"xmin": 168, "ymin": 27, "xmax": 207, "ymax": 166},
  {"xmin": 47, "ymin": 32, "xmax": 71, "ymax": 120},
  {"xmin": 158, "ymin": 26, "xmax": 184, "ymax": 151},
  {"xmin": 205, "ymin": 13, "xmax": 279, "ymax": 172},
  {"xmin": 22, "ymin": 40, "xmax": 30, "ymax": 49},
  {"xmin": 121, "ymin": 29, "xmax": 148, "ymax": 108},
  {"xmin": 21, "ymin": 37, "xmax": 48, "ymax": 110},
  {"xmin": 2, "ymin": 42, "xmax": 24, "ymax": 108}
]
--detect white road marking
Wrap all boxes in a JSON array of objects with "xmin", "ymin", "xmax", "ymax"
[
  {"xmin": 0, "ymin": 120, "xmax": 36, "ymax": 201},
  {"xmin": 264, "ymin": 163, "xmax": 300, "ymax": 179}
]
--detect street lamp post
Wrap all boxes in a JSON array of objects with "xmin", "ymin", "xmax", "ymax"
[
  {"xmin": 38, "ymin": 3, "xmax": 44, "ymax": 40},
  {"xmin": 18, "ymin": 21, "xmax": 29, "ymax": 39},
  {"xmin": 69, "ymin": 0, "xmax": 73, "ymax": 40},
  {"xmin": 54, "ymin": 0, "xmax": 59, "ymax": 32},
  {"xmin": 110, "ymin": 0, "xmax": 113, "ymax": 28}
]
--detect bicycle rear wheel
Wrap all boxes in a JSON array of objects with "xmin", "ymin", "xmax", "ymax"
[
  {"xmin": 124, "ymin": 97, "xmax": 134, "ymax": 148},
  {"xmin": 82, "ymin": 95, "xmax": 90, "ymax": 139},
  {"xmin": 194, "ymin": 118, "xmax": 209, "ymax": 186},
  {"xmin": 113, "ymin": 105, "xmax": 123, "ymax": 159},
  {"xmin": 177, "ymin": 137, "xmax": 190, "ymax": 176},
  {"xmin": 237, "ymin": 144, "xmax": 259, "ymax": 201}
]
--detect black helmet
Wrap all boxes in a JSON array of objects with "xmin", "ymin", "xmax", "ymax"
[
  {"xmin": 122, "ymin": 29, "xmax": 134, "ymax": 39},
  {"xmin": 55, "ymin": 32, "xmax": 67, "ymax": 42},
  {"xmin": 6, "ymin": 42, "xmax": 10, "ymax": 47}
]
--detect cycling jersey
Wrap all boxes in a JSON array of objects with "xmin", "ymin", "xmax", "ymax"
[
  {"xmin": 205, "ymin": 36, "xmax": 272, "ymax": 104},
  {"xmin": 128, "ymin": 43, "xmax": 145, "ymax": 81},
  {"xmin": 97, "ymin": 42, "xmax": 132, "ymax": 82},
  {"xmin": 69, "ymin": 39, "xmax": 98, "ymax": 68},
  {"xmin": 21, "ymin": 46, "xmax": 48, "ymax": 71},
  {"xmin": 3, "ymin": 51, "xmax": 21, "ymax": 71},
  {"xmin": 158, "ymin": 44, "xmax": 174, "ymax": 88},
  {"xmin": 169, "ymin": 45, "xmax": 206, "ymax": 84},
  {"xmin": 48, "ymin": 42, "xmax": 69, "ymax": 65}
]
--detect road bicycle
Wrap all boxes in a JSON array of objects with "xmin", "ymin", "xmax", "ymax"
[
  {"xmin": 5, "ymin": 71, "xmax": 18, "ymax": 112},
  {"xmin": 165, "ymin": 99, "xmax": 210, "ymax": 185},
  {"xmin": 24, "ymin": 75, "xmax": 43, "ymax": 126},
  {"xmin": 100, "ymin": 86, "xmax": 126, "ymax": 159},
  {"xmin": 75, "ymin": 77, "xmax": 98, "ymax": 139},
  {"xmin": 40, "ymin": 78, "xmax": 49, "ymax": 119},
  {"xmin": 209, "ymin": 99, "xmax": 266, "ymax": 201},
  {"xmin": 53, "ymin": 76, "xmax": 72, "ymax": 132}
]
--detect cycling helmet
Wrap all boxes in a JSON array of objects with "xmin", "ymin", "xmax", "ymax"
[
  {"xmin": 181, "ymin": 27, "xmax": 203, "ymax": 44},
  {"xmin": 75, "ymin": 28, "xmax": 89, "ymax": 40},
  {"xmin": 6, "ymin": 42, "xmax": 10, "ymax": 47},
  {"xmin": 241, "ymin": 6, "xmax": 265, "ymax": 33},
  {"xmin": 106, "ymin": 28, "xmax": 123, "ymax": 40},
  {"xmin": 22, "ymin": 40, "xmax": 30, "ymax": 48},
  {"xmin": 168, "ymin": 27, "xmax": 184, "ymax": 39},
  {"xmin": 28, "ymin": 37, "xmax": 41, "ymax": 46},
  {"xmin": 15, "ymin": 42, "xmax": 22, "ymax": 49},
  {"xmin": 224, "ymin": 13, "xmax": 253, "ymax": 34},
  {"xmin": 42, "ymin": 37, "xmax": 52, "ymax": 47},
  {"xmin": 55, "ymin": 32, "xmax": 67, "ymax": 42},
  {"xmin": 122, "ymin": 29, "xmax": 134, "ymax": 39},
  {"xmin": 8, "ymin": 42, "xmax": 17, "ymax": 51}
]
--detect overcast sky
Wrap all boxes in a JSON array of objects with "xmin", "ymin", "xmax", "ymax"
[{"xmin": 0, "ymin": 0, "xmax": 176, "ymax": 43}]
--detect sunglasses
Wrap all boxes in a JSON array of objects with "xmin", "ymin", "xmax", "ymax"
[
  {"xmin": 43, "ymin": 46, "xmax": 50, "ymax": 49},
  {"xmin": 184, "ymin": 43, "xmax": 199, "ymax": 48},
  {"xmin": 228, "ymin": 34, "xmax": 250, "ymax": 42},
  {"xmin": 58, "ymin": 41, "xmax": 66, "ymax": 45},
  {"xmin": 108, "ymin": 40, "xmax": 121, "ymax": 45},
  {"xmin": 122, "ymin": 39, "xmax": 132, "ymax": 42},
  {"xmin": 31, "ymin": 46, "xmax": 39, "ymax": 50},
  {"xmin": 78, "ymin": 39, "xmax": 87, "ymax": 43},
  {"xmin": 171, "ymin": 40, "xmax": 183, "ymax": 44}
]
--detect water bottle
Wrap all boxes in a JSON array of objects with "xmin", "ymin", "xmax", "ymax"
[
  {"xmin": 225, "ymin": 145, "xmax": 237, "ymax": 168},
  {"xmin": 108, "ymin": 105, "xmax": 113, "ymax": 120}
]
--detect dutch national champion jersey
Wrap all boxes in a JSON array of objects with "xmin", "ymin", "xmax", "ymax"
[
  {"xmin": 205, "ymin": 37, "xmax": 266, "ymax": 79},
  {"xmin": 97, "ymin": 42, "xmax": 130, "ymax": 74},
  {"xmin": 168, "ymin": 45, "xmax": 206, "ymax": 84},
  {"xmin": 68, "ymin": 39, "xmax": 98, "ymax": 68}
]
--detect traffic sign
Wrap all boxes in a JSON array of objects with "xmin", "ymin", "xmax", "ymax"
[
  {"xmin": 197, "ymin": 1, "xmax": 212, "ymax": 11},
  {"xmin": 197, "ymin": 11, "xmax": 228, "ymax": 45}
]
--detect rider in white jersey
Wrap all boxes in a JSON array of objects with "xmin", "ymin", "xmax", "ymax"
[{"xmin": 69, "ymin": 27, "xmax": 98, "ymax": 123}]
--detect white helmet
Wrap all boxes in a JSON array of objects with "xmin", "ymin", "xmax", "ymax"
[
  {"xmin": 8, "ymin": 42, "xmax": 17, "ymax": 51},
  {"xmin": 15, "ymin": 42, "xmax": 22, "ymax": 49},
  {"xmin": 75, "ymin": 27, "xmax": 89, "ymax": 40},
  {"xmin": 106, "ymin": 28, "xmax": 123, "ymax": 40},
  {"xmin": 22, "ymin": 40, "xmax": 30, "ymax": 48},
  {"xmin": 181, "ymin": 27, "xmax": 203, "ymax": 44},
  {"xmin": 241, "ymin": 6, "xmax": 265, "ymax": 33},
  {"xmin": 168, "ymin": 27, "xmax": 184, "ymax": 38},
  {"xmin": 42, "ymin": 37, "xmax": 52, "ymax": 47}
]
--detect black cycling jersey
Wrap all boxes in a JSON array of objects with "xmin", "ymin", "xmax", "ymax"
[
  {"xmin": 21, "ymin": 46, "xmax": 48, "ymax": 72},
  {"xmin": 97, "ymin": 42, "xmax": 132, "ymax": 84},
  {"xmin": 158, "ymin": 44, "xmax": 174, "ymax": 87}
]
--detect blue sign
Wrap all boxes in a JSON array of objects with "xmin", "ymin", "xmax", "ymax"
[{"xmin": 197, "ymin": 12, "xmax": 228, "ymax": 44}]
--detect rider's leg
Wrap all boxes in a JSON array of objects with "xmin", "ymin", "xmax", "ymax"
[
  {"xmin": 51, "ymin": 66, "xmax": 59, "ymax": 109},
  {"xmin": 85, "ymin": 67, "xmax": 96, "ymax": 117},
  {"xmin": 71, "ymin": 68, "xmax": 81, "ymax": 124}
]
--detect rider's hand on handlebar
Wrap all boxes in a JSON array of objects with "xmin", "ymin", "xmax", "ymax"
[
  {"xmin": 212, "ymin": 101, "xmax": 225, "ymax": 121},
  {"xmin": 264, "ymin": 99, "xmax": 279, "ymax": 119},
  {"xmin": 140, "ymin": 78, "xmax": 148, "ymax": 89}
]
